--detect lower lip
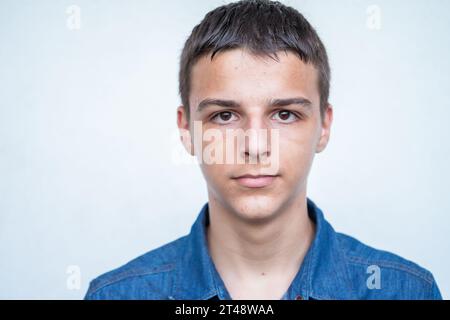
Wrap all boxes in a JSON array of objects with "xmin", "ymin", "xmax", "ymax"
[{"xmin": 233, "ymin": 176, "xmax": 278, "ymax": 188}]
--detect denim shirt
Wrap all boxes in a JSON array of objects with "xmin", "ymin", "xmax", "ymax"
[{"xmin": 85, "ymin": 198, "xmax": 442, "ymax": 300}]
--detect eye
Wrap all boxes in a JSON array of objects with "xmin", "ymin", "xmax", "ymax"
[
  {"xmin": 272, "ymin": 110, "xmax": 299, "ymax": 123},
  {"xmin": 210, "ymin": 111, "xmax": 238, "ymax": 124}
]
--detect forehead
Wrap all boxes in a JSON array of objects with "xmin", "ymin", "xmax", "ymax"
[{"xmin": 189, "ymin": 48, "xmax": 320, "ymax": 109}]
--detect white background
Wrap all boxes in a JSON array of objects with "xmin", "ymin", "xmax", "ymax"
[{"xmin": 0, "ymin": 0, "xmax": 449, "ymax": 299}]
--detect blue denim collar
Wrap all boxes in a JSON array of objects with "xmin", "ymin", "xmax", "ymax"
[{"xmin": 173, "ymin": 197, "xmax": 356, "ymax": 300}]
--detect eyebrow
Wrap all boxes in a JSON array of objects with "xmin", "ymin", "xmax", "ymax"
[{"xmin": 196, "ymin": 97, "xmax": 312, "ymax": 112}]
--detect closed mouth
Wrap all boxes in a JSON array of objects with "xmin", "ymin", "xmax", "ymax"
[
  {"xmin": 231, "ymin": 174, "xmax": 280, "ymax": 188},
  {"xmin": 232, "ymin": 174, "xmax": 279, "ymax": 179}
]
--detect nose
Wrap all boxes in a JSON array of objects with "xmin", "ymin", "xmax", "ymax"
[{"xmin": 239, "ymin": 118, "xmax": 271, "ymax": 164}]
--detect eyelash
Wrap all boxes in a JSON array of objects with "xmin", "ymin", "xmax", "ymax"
[{"xmin": 209, "ymin": 110, "xmax": 302, "ymax": 125}]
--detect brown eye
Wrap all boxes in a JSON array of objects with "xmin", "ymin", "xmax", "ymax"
[
  {"xmin": 211, "ymin": 111, "xmax": 238, "ymax": 124},
  {"xmin": 219, "ymin": 112, "xmax": 232, "ymax": 121},
  {"xmin": 272, "ymin": 110, "xmax": 298, "ymax": 123},
  {"xmin": 279, "ymin": 111, "xmax": 291, "ymax": 121}
]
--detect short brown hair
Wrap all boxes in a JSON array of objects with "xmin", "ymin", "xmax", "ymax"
[{"xmin": 179, "ymin": 0, "xmax": 330, "ymax": 121}]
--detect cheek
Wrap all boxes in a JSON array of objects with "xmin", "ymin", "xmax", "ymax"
[
  {"xmin": 200, "ymin": 163, "xmax": 240, "ymax": 199},
  {"xmin": 200, "ymin": 162, "xmax": 230, "ymax": 186},
  {"xmin": 277, "ymin": 127, "xmax": 317, "ymax": 174}
]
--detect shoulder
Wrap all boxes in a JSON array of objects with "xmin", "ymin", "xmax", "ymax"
[
  {"xmin": 84, "ymin": 236, "xmax": 187, "ymax": 300},
  {"xmin": 335, "ymin": 232, "xmax": 442, "ymax": 299}
]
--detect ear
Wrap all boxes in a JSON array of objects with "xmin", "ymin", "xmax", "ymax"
[
  {"xmin": 177, "ymin": 106, "xmax": 194, "ymax": 156},
  {"xmin": 316, "ymin": 103, "xmax": 333, "ymax": 153}
]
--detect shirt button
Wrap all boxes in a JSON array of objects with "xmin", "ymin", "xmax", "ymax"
[{"xmin": 295, "ymin": 295, "xmax": 303, "ymax": 300}]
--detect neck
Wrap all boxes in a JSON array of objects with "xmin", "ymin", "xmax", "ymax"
[{"xmin": 206, "ymin": 191, "xmax": 315, "ymax": 283}]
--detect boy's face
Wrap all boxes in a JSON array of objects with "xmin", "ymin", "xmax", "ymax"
[{"xmin": 177, "ymin": 49, "xmax": 332, "ymax": 222}]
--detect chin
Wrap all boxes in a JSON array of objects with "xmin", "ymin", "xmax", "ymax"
[{"xmin": 228, "ymin": 195, "xmax": 282, "ymax": 223}]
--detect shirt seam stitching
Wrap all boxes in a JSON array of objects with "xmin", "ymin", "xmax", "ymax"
[{"xmin": 345, "ymin": 256, "xmax": 433, "ymax": 285}]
